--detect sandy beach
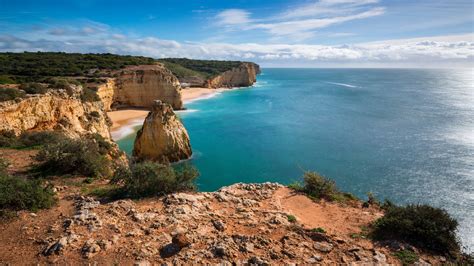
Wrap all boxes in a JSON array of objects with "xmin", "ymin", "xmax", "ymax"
[{"xmin": 108, "ymin": 87, "xmax": 218, "ymax": 140}]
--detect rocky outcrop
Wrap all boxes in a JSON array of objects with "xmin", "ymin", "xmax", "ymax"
[
  {"xmin": 0, "ymin": 87, "xmax": 111, "ymax": 139},
  {"xmin": 133, "ymin": 100, "xmax": 191, "ymax": 163},
  {"xmin": 206, "ymin": 62, "xmax": 260, "ymax": 88},
  {"xmin": 10, "ymin": 182, "xmax": 448, "ymax": 265},
  {"xmin": 113, "ymin": 65, "xmax": 183, "ymax": 110}
]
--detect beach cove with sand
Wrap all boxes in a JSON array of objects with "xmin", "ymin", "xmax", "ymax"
[{"xmin": 108, "ymin": 87, "xmax": 219, "ymax": 140}]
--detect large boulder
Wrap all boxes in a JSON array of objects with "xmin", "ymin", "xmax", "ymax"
[{"xmin": 133, "ymin": 100, "xmax": 192, "ymax": 163}]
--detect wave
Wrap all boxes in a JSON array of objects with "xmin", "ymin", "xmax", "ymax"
[
  {"xmin": 176, "ymin": 109, "xmax": 199, "ymax": 114},
  {"xmin": 326, "ymin": 82, "xmax": 358, "ymax": 88},
  {"xmin": 183, "ymin": 91, "xmax": 221, "ymax": 104},
  {"xmin": 111, "ymin": 118, "xmax": 144, "ymax": 141}
]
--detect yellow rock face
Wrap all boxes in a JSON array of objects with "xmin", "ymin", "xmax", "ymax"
[
  {"xmin": 114, "ymin": 65, "xmax": 184, "ymax": 110},
  {"xmin": 95, "ymin": 78, "xmax": 116, "ymax": 112},
  {"xmin": 207, "ymin": 62, "xmax": 260, "ymax": 88},
  {"xmin": 133, "ymin": 100, "xmax": 192, "ymax": 163},
  {"xmin": 0, "ymin": 89, "xmax": 111, "ymax": 139}
]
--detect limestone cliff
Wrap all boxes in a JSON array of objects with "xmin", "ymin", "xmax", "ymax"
[
  {"xmin": 206, "ymin": 62, "xmax": 260, "ymax": 88},
  {"xmin": 0, "ymin": 87, "xmax": 110, "ymax": 139},
  {"xmin": 133, "ymin": 100, "xmax": 192, "ymax": 163},
  {"xmin": 95, "ymin": 78, "xmax": 116, "ymax": 112},
  {"xmin": 113, "ymin": 65, "xmax": 183, "ymax": 110}
]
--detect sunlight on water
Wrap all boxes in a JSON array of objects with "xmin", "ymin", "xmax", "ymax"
[{"xmin": 117, "ymin": 69, "xmax": 474, "ymax": 251}]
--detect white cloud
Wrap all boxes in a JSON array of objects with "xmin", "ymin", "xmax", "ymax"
[
  {"xmin": 214, "ymin": 1, "xmax": 384, "ymax": 40},
  {"xmin": 1, "ymin": 29, "xmax": 472, "ymax": 68},
  {"xmin": 249, "ymin": 7, "xmax": 385, "ymax": 39},
  {"xmin": 282, "ymin": 0, "xmax": 380, "ymax": 19},
  {"xmin": 215, "ymin": 9, "xmax": 252, "ymax": 26}
]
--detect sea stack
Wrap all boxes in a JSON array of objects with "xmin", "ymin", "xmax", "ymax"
[{"xmin": 133, "ymin": 100, "xmax": 192, "ymax": 163}]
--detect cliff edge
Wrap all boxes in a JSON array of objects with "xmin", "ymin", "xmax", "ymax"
[{"xmin": 206, "ymin": 62, "xmax": 260, "ymax": 89}]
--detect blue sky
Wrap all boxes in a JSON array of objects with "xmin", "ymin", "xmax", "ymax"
[{"xmin": 1, "ymin": 0, "xmax": 473, "ymax": 67}]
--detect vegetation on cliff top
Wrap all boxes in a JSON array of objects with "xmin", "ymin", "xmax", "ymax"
[
  {"xmin": 0, "ymin": 158, "xmax": 56, "ymax": 218},
  {"xmin": 33, "ymin": 134, "xmax": 114, "ymax": 179},
  {"xmin": 0, "ymin": 52, "xmax": 251, "ymax": 84},
  {"xmin": 0, "ymin": 52, "xmax": 155, "ymax": 83},
  {"xmin": 158, "ymin": 58, "xmax": 243, "ymax": 79},
  {"xmin": 290, "ymin": 171, "xmax": 466, "ymax": 259},
  {"xmin": 110, "ymin": 162, "xmax": 199, "ymax": 199}
]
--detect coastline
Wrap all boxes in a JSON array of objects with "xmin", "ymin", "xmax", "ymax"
[{"xmin": 108, "ymin": 87, "xmax": 219, "ymax": 141}]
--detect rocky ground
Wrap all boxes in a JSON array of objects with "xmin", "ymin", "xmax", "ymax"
[{"xmin": 0, "ymin": 149, "xmax": 448, "ymax": 265}]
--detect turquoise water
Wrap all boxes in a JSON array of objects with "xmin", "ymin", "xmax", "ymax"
[{"xmin": 117, "ymin": 68, "xmax": 474, "ymax": 250}]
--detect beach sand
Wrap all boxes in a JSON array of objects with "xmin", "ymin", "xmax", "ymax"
[{"xmin": 107, "ymin": 87, "xmax": 217, "ymax": 140}]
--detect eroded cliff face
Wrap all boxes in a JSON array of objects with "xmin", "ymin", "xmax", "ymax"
[
  {"xmin": 113, "ymin": 65, "xmax": 183, "ymax": 110},
  {"xmin": 133, "ymin": 100, "xmax": 192, "ymax": 163},
  {"xmin": 206, "ymin": 62, "xmax": 260, "ymax": 88},
  {"xmin": 95, "ymin": 78, "xmax": 116, "ymax": 112},
  {"xmin": 0, "ymin": 87, "xmax": 111, "ymax": 139}
]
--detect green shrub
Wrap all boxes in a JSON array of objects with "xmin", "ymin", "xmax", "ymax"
[
  {"xmin": 372, "ymin": 204, "xmax": 460, "ymax": 256},
  {"xmin": 393, "ymin": 250, "xmax": 419, "ymax": 265},
  {"xmin": 19, "ymin": 82, "xmax": 48, "ymax": 94},
  {"xmin": 81, "ymin": 88, "xmax": 100, "ymax": 102},
  {"xmin": 290, "ymin": 171, "xmax": 346, "ymax": 201},
  {"xmin": 0, "ymin": 130, "xmax": 65, "ymax": 149},
  {"xmin": 111, "ymin": 162, "xmax": 199, "ymax": 198},
  {"xmin": 312, "ymin": 227, "xmax": 326, "ymax": 233},
  {"xmin": 18, "ymin": 131, "xmax": 65, "ymax": 148},
  {"xmin": 47, "ymin": 78, "xmax": 70, "ymax": 90},
  {"xmin": 0, "ymin": 158, "xmax": 9, "ymax": 175},
  {"xmin": 0, "ymin": 75, "xmax": 16, "ymax": 84},
  {"xmin": 0, "ymin": 130, "xmax": 18, "ymax": 147},
  {"xmin": 0, "ymin": 87, "xmax": 25, "ymax": 102},
  {"xmin": 34, "ymin": 136, "xmax": 111, "ymax": 178},
  {"xmin": 287, "ymin": 215, "xmax": 297, "ymax": 223},
  {"xmin": 0, "ymin": 174, "xmax": 56, "ymax": 216}
]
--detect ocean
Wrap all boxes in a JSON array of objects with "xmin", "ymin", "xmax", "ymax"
[{"xmin": 117, "ymin": 68, "xmax": 474, "ymax": 250}]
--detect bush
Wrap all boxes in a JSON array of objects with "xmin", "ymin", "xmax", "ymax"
[
  {"xmin": 0, "ymin": 130, "xmax": 65, "ymax": 149},
  {"xmin": 19, "ymin": 82, "xmax": 48, "ymax": 94},
  {"xmin": 0, "ymin": 87, "xmax": 25, "ymax": 102},
  {"xmin": 287, "ymin": 215, "xmax": 297, "ymax": 223},
  {"xmin": 111, "ymin": 162, "xmax": 199, "ymax": 198},
  {"xmin": 81, "ymin": 88, "xmax": 100, "ymax": 102},
  {"xmin": 372, "ymin": 204, "xmax": 460, "ymax": 256},
  {"xmin": 290, "ymin": 171, "xmax": 345, "ymax": 201},
  {"xmin": 0, "ymin": 75, "xmax": 16, "ymax": 84},
  {"xmin": 89, "ymin": 111, "xmax": 100, "ymax": 118},
  {"xmin": 393, "ymin": 250, "xmax": 419, "ymax": 265},
  {"xmin": 47, "ymin": 78, "xmax": 70, "ymax": 90},
  {"xmin": 0, "ymin": 130, "xmax": 18, "ymax": 147},
  {"xmin": 0, "ymin": 174, "xmax": 56, "ymax": 216},
  {"xmin": 34, "ymin": 136, "xmax": 111, "ymax": 178},
  {"xmin": 0, "ymin": 158, "xmax": 9, "ymax": 175},
  {"xmin": 18, "ymin": 131, "xmax": 64, "ymax": 148}
]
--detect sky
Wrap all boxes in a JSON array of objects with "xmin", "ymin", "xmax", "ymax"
[{"xmin": 0, "ymin": 0, "xmax": 473, "ymax": 67}]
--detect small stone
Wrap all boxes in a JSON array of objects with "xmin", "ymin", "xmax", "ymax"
[
  {"xmin": 126, "ymin": 229, "xmax": 142, "ymax": 237},
  {"xmin": 42, "ymin": 236, "xmax": 68, "ymax": 256},
  {"xmin": 213, "ymin": 244, "xmax": 228, "ymax": 257},
  {"xmin": 212, "ymin": 219, "xmax": 226, "ymax": 231},
  {"xmin": 82, "ymin": 239, "xmax": 101, "ymax": 258},
  {"xmin": 30, "ymin": 213, "xmax": 37, "ymax": 217},
  {"xmin": 248, "ymin": 256, "xmax": 268, "ymax": 266},
  {"xmin": 373, "ymin": 250, "xmax": 386, "ymax": 263},
  {"xmin": 134, "ymin": 260, "xmax": 150, "ymax": 266},
  {"xmin": 313, "ymin": 242, "xmax": 333, "ymax": 253},
  {"xmin": 172, "ymin": 233, "xmax": 191, "ymax": 249}
]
